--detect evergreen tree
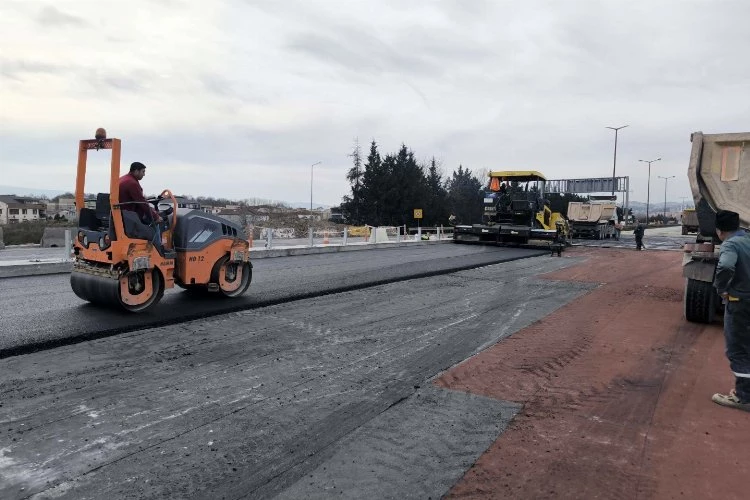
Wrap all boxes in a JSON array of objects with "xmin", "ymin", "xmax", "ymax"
[
  {"xmin": 359, "ymin": 140, "xmax": 387, "ymax": 225},
  {"xmin": 385, "ymin": 145, "xmax": 428, "ymax": 227},
  {"xmin": 341, "ymin": 141, "xmax": 452, "ymax": 228},
  {"xmin": 341, "ymin": 138, "xmax": 365, "ymax": 224},
  {"xmin": 424, "ymin": 157, "xmax": 449, "ymax": 226},
  {"xmin": 445, "ymin": 165, "xmax": 483, "ymax": 225}
]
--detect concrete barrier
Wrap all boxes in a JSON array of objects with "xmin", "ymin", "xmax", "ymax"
[
  {"xmin": 0, "ymin": 239, "xmax": 451, "ymax": 279},
  {"xmin": 368, "ymin": 227, "xmax": 390, "ymax": 243},
  {"xmin": 40, "ymin": 227, "xmax": 76, "ymax": 247}
]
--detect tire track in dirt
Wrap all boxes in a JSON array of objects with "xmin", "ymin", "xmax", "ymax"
[{"xmin": 434, "ymin": 247, "xmax": 704, "ymax": 499}]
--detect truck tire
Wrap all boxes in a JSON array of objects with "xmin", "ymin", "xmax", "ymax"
[{"xmin": 684, "ymin": 278, "xmax": 716, "ymax": 323}]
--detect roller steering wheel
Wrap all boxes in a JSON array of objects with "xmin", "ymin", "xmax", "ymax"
[{"xmin": 156, "ymin": 190, "xmax": 177, "ymax": 229}]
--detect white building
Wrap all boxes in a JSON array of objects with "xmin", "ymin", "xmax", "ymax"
[{"xmin": 0, "ymin": 195, "xmax": 47, "ymax": 224}]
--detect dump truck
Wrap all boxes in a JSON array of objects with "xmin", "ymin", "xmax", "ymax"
[
  {"xmin": 682, "ymin": 131, "xmax": 749, "ymax": 323},
  {"xmin": 681, "ymin": 208, "xmax": 700, "ymax": 235},
  {"xmin": 567, "ymin": 201, "xmax": 620, "ymax": 240},
  {"xmin": 453, "ymin": 170, "xmax": 568, "ymax": 249}
]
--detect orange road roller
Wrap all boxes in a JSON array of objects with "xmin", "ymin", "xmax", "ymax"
[{"xmin": 70, "ymin": 129, "xmax": 252, "ymax": 312}]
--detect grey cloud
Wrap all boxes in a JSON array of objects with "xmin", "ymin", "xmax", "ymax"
[
  {"xmin": 287, "ymin": 30, "xmax": 441, "ymax": 78},
  {"xmin": 36, "ymin": 5, "xmax": 87, "ymax": 27},
  {"xmin": 546, "ymin": 1, "xmax": 750, "ymax": 95},
  {"xmin": 0, "ymin": 60, "xmax": 66, "ymax": 81},
  {"xmin": 199, "ymin": 75, "xmax": 271, "ymax": 106},
  {"xmin": 101, "ymin": 75, "xmax": 143, "ymax": 93},
  {"xmin": 0, "ymin": 58, "xmax": 149, "ymax": 94},
  {"xmin": 246, "ymin": 0, "xmax": 493, "ymax": 78},
  {"xmin": 201, "ymin": 75, "xmax": 235, "ymax": 97}
]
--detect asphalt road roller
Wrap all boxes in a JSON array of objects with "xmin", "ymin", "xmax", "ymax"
[{"xmin": 70, "ymin": 129, "xmax": 252, "ymax": 312}]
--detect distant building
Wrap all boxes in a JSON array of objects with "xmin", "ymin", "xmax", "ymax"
[
  {"xmin": 201, "ymin": 205, "xmax": 223, "ymax": 215},
  {"xmin": 174, "ymin": 196, "xmax": 201, "ymax": 210},
  {"xmin": 0, "ymin": 195, "xmax": 47, "ymax": 224},
  {"xmin": 46, "ymin": 197, "xmax": 76, "ymax": 220}
]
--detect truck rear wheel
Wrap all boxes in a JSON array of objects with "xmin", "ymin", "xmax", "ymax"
[{"xmin": 684, "ymin": 278, "xmax": 716, "ymax": 323}]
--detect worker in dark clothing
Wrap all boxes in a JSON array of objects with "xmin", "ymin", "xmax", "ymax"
[
  {"xmin": 711, "ymin": 210, "xmax": 750, "ymax": 412},
  {"xmin": 119, "ymin": 162, "xmax": 161, "ymax": 224},
  {"xmin": 634, "ymin": 223, "xmax": 645, "ymax": 250}
]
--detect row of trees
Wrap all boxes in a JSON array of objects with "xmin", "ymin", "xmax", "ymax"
[
  {"xmin": 340, "ymin": 141, "xmax": 485, "ymax": 227},
  {"xmin": 339, "ymin": 140, "xmax": 588, "ymax": 227}
]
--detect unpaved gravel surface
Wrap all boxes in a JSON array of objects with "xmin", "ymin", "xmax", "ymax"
[{"xmin": 437, "ymin": 247, "xmax": 749, "ymax": 500}]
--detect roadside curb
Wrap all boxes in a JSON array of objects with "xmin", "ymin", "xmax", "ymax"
[
  {"xmin": 0, "ymin": 261, "xmax": 73, "ymax": 278},
  {"xmin": 0, "ymin": 239, "xmax": 450, "ymax": 279}
]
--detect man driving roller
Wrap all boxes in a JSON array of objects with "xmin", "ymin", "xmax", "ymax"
[{"xmin": 119, "ymin": 161, "xmax": 162, "ymax": 224}]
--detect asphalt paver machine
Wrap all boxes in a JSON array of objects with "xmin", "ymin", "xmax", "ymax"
[
  {"xmin": 453, "ymin": 170, "xmax": 568, "ymax": 250},
  {"xmin": 70, "ymin": 129, "xmax": 252, "ymax": 312}
]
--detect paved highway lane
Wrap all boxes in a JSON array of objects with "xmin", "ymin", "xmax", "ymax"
[
  {"xmin": 0, "ymin": 244, "xmax": 546, "ymax": 356},
  {"xmin": 0, "ymin": 256, "xmax": 592, "ymax": 499}
]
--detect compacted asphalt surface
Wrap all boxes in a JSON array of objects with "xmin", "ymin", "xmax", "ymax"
[{"xmin": 0, "ymin": 244, "xmax": 546, "ymax": 356}]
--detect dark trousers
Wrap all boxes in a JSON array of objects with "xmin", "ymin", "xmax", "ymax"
[
  {"xmin": 724, "ymin": 299, "xmax": 750, "ymax": 402},
  {"xmin": 635, "ymin": 237, "xmax": 643, "ymax": 250}
]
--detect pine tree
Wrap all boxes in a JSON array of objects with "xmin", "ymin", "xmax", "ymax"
[
  {"xmin": 445, "ymin": 165, "xmax": 483, "ymax": 225},
  {"xmin": 384, "ymin": 145, "xmax": 428, "ymax": 227},
  {"xmin": 425, "ymin": 157, "xmax": 448, "ymax": 226},
  {"xmin": 341, "ymin": 138, "xmax": 365, "ymax": 224},
  {"xmin": 360, "ymin": 140, "xmax": 386, "ymax": 225}
]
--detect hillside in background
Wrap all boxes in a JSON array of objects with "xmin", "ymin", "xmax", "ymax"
[
  {"xmin": 0, "ymin": 185, "xmax": 331, "ymax": 209},
  {"xmin": 627, "ymin": 200, "xmax": 694, "ymax": 214},
  {"xmin": 0, "ymin": 185, "xmax": 67, "ymax": 198}
]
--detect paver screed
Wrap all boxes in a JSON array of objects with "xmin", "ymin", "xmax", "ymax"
[{"xmin": 435, "ymin": 247, "xmax": 750, "ymax": 500}]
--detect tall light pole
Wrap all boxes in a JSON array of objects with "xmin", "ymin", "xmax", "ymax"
[
  {"xmin": 638, "ymin": 157, "xmax": 661, "ymax": 223},
  {"xmin": 310, "ymin": 161, "xmax": 321, "ymax": 213},
  {"xmin": 680, "ymin": 196, "xmax": 689, "ymax": 211},
  {"xmin": 658, "ymin": 175, "xmax": 675, "ymax": 221},
  {"xmin": 606, "ymin": 125, "xmax": 628, "ymax": 196}
]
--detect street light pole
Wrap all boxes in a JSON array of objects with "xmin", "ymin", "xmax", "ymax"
[
  {"xmin": 309, "ymin": 161, "xmax": 321, "ymax": 246},
  {"xmin": 638, "ymin": 158, "xmax": 661, "ymax": 223},
  {"xmin": 606, "ymin": 125, "xmax": 628, "ymax": 196},
  {"xmin": 658, "ymin": 175, "xmax": 675, "ymax": 221}
]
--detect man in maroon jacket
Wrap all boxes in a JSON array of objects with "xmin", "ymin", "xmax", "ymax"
[{"xmin": 119, "ymin": 161, "xmax": 161, "ymax": 223}]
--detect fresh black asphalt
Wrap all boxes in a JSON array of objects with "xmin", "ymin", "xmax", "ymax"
[{"xmin": 0, "ymin": 244, "xmax": 546, "ymax": 357}]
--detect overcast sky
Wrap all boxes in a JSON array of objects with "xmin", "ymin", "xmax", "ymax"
[{"xmin": 1, "ymin": 0, "xmax": 748, "ymax": 207}]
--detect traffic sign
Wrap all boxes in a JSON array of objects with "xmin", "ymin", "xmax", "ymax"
[{"xmin": 413, "ymin": 209, "xmax": 423, "ymax": 219}]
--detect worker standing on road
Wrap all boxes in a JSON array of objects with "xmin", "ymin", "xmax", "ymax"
[
  {"xmin": 634, "ymin": 223, "xmax": 645, "ymax": 250},
  {"xmin": 711, "ymin": 209, "xmax": 750, "ymax": 412}
]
